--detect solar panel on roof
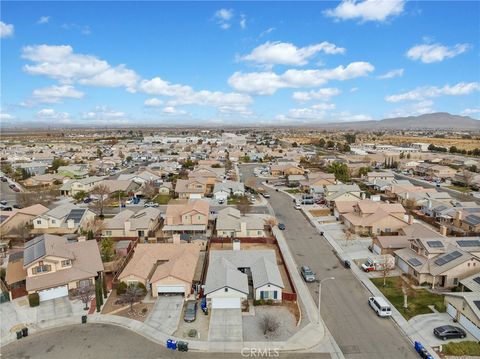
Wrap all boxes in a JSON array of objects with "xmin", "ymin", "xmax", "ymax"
[
  {"xmin": 65, "ymin": 209, "xmax": 86, "ymax": 224},
  {"xmin": 473, "ymin": 277, "xmax": 480, "ymax": 285},
  {"xmin": 427, "ymin": 240, "xmax": 444, "ymax": 248},
  {"xmin": 408, "ymin": 258, "xmax": 422, "ymax": 266},
  {"xmin": 465, "ymin": 215, "xmax": 480, "ymax": 225},
  {"xmin": 457, "ymin": 240, "xmax": 480, "ymax": 247},
  {"xmin": 434, "ymin": 250, "xmax": 463, "ymax": 266},
  {"xmin": 475, "ymin": 301, "xmax": 480, "ymax": 311},
  {"xmin": 0, "ymin": 215, "xmax": 8, "ymax": 224}
]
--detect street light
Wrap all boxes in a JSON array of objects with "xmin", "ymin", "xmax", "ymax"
[{"xmin": 318, "ymin": 277, "xmax": 335, "ymax": 324}]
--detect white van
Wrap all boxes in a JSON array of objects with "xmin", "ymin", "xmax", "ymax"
[{"xmin": 368, "ymin": 296, "xmax": 392, "ymax": 317}]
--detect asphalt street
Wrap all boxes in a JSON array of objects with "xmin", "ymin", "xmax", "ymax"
[
  {"xmin": 0, "ymin": 180, "xmax": 19, "ymax": 205},
  {"xmin": 1, "ymin": 324, "xmax": 330, "ymax": 359},
  {"xmin": 240, "ymin": 164, "xmax": 417, "ymax": 359}
]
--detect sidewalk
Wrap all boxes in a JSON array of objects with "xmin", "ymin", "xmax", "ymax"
[{"xmin": 302, "ymin": 208, "xmax": 440, "ymax": 359}]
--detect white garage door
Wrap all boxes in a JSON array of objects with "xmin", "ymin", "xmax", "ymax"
[
  {"xmin": 38, "ymin": 285, "xmax": 68, "ymax": 302},
  {"xmin": 156, "ymin": 285, "xmax": 185, "ymax": 294},
  {"xmin": 459, "ymin": 314, "xmax": 480, "ymax": 340},
  {"xmin": 447, "ymin": 303, "xmax": 457, "ymax": 318},
  {"xmin": 212, "ymin": 297, "xmax": 241, "ymax": 309},
  {"xmin": 372, "ymin": 244, "xmax": 381, "ymax": 255},
  {"xmin": 397, "ymin": 258, "xmax": 409, "ymax": 273}
]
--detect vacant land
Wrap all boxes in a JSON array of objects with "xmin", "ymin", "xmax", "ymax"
[
  {"xmin": 371, "ymin": 277, "xmax": 446, "ymax": 320},
  {"xmin": 382, "ymin": 135, "xmax": 480, "ymax": 151}
]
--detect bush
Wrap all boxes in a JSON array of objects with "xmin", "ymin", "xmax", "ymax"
[
  {"xmin": 117, "ymin": 282, "xmax": 127, "ymax": 295},
  {"xmin": 28, "ymin": 293, "xmax": 40, "ymax": 307},
  {"xmin": 137, "ymin": 282, "xmax": 147, "ymax": 295}
]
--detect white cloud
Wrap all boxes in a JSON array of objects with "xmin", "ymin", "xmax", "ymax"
[
  {"xmin": 241, "ymin": 41, "xmax": 345, "ymax": 66},
  {"xmin": 82, "ymin": 106, "xmax": 127, "ymax": 121},
  {"xmin": 214, "ymin": 9, "xmax": 234, "ymax": 29},
  {"xmin": 37, "ymin": 108, "xmax": 70, "ymax": 121},
  {"xmin": 240, "ymin": 14, "xmax": 246, "ymax": 29},
  {"xmin": 333, "ymin": 111, "xmax": 373, "ymax": 122},
  {"xmin": 37, "ymin": 16, "xmax": 50, "ymax": 24},
  {"xmin": 0, "ymin": 21, "xmax": 14, "ymax": 38},
  {"xmin": 386, "ymin": 100, "xmax": 434, "ymax": 118},
  {"xmin": 406, "ymin": 43, "xmax": 470, "ymax": 63},
  {"xmin": 276, "ymin": 107, "xmax": 329, "ymax": 122},
  {"xmin": 386, "ymin": 82, "xmax": 480, "ymax": 102},
  {"xmin": 350, "ymin": 87, "xmax": 359, "ymax": 93},
  {"xmin": 22, "ymin": 45, "xmax": 138, "ymax": 90},
  {"xmin": 30, "ymin": 85, "xmax": 84, "ymax": 104},
  {"xmin": 229, "ymin": 61, "xmax": 374, "ymax": 95},
  {"xmin": 311, "ymin": 103, "xmax": 337, "ymax": 110},
  {"xmin": 461, "ymin": 108, "xmax": 480, "ymax": 117},
  {"xmin": 0, "ymin": 113, "xmax": 14, "ymax": 120},
  {"xmin": 293, "ymin": 88, "xmax": 341, "ymax": 102},
  {"xmin": 324, "ymin": 0, "xmax": 405, "ymax": 23},
  {"xmin": 378, "ymin": 68, "xmax": 404, "ymax": 79},
  {"xmin": 259, "ymin": 27, "xmax": 275, "ymax": 38},
  {"xmin": 162, "ymin": 106, "xmax": 186, "ymax": 115},
  {"xmin": 144, "ymin": 98, "xmax": 163, "ymax": 107}
]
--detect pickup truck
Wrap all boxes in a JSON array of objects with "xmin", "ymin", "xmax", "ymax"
[{"xmin": 361, "ymin": 255, "xmax": 395, "ymax": 272}]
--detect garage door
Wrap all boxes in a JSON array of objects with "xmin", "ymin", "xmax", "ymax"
[
  {"xmin": 211, "ymin": 297, "xmax": 241, "ymax": 309},
  {"xmin": 38, "ymin": 285, "xmax": 68, "ymax": 301},
  {"xmin": 372, "ymin": 244, "xmax": 381, "ymax": 255},
  {"xmin": 459, "ymin": 314, "xmax": 480, "ymax": 340},
  {"xmin": 447, "ymin": 303, "xmax": 457, "ymax": 318},
  {"xmin": 397, "ymin": 258, "xmax": 409, "ymax": 273},
  {"xmin": 156, "ymin": 285, "xmax": 185, "ymax": 295}
]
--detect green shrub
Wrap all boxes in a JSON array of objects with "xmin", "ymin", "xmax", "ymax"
[
  {"xmin": 28, "ymin": 293, "xmax": 40, "ymax": 307},
  {"xmin": 137, "ymin": 282, "xmax": 147, "ymax": 295},
  {"xmin": 117, "ymin": 282, "xmax": 127, "ymax": 295},
  {"xmin": 443, "ymin": 341, "xmax": 480, "ymax": 356}
]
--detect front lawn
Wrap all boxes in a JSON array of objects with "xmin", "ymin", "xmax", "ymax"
[
  {"xmin": 447, "ymin": 185, "xmax": 471, "ymax": 193},
  {"xmin": 442, "ymin": 341, "xmax": 480, "ymax": 356},
  {"xmin": 371, "ymin": 277, "xmax": 445, "ymax": 320},
  {"xmin": 153, "ymin": 194, "xmax": 171, "ymax": 204},
  {"xmin": 285, "ymin": 189, "xmax": 301, "ymax": 194},
  {"xmin": 227, "ymin": 196, "xmax": 242, "ymax": 205}
]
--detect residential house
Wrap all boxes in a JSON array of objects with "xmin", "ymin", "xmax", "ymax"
[
  {"xmin": 300, "ymin": 172, "xmax": 336, "ymax": 192},
  {"xmin": 95, "ymin": 179, "xmax": 142, "ymax": 196},
  {"xmin": 204, "ymin": 249, "xmax": 284, "ymax": 309},
  {"xmin": 5, "ymin": 251, "xmax": 27, "ymax": 299},
  {"xmin": 23, "ymin": 174, "xmax": 66, "ymax": 188},
  {"xmin": 365, "ymin": 171, "xmax": 395, "ymax": 182},
  {"xmin": 324, "ymin": 184, "xmax": 363, "ymax": 206},
  {"xmin": 395, "ymin": 238, "xmax": 480, "ymax": 288},
  {"xmin": 415, "ymin": 163, "xmax": 457, "ymax": 179},
  {"xmin": 32, "ymin": 203, "xmax": 95, "ymax": 234},
  {"xmin": 60, "ymin": 176, "xmax": 105, "ymax": 196},
  {"xmin": 118, "ymin": 243, "xmax": 200, "ymax": 299},
  {"xmin": 340, "ymin": 199, "xmax": 409, "ymax": 235},
  {"xmin": 158, "ymin": 182, "xmax": 173, "ymax": 195},
  {"xmin": 0, "ymin": 204, "xmax": 49, "ymax": 242},
  {"xmin": 215, "ymin": 208, "xmax": 266, "ymax": 238},
  {"xmin": 270, "ymin": 163, "xmax": 305, "ymax": 177},
  {"xmin": 163, "ymin": 200, "xmax": 210, "ymax": 235},
  {"xmin": 117, "ymin": 170, "xmax": 161, "ymax": 184},
  {"xmin": 13, "ymin": 162, "xmax": 49, "ymax": 176},
  {"xmin": 23, "ymin": 234, "xmax": 103, "ymax": 301},
  {"xmin": 444, "ymin": 292, "xmax": 480, "ymax": 340},
  {"xmin": 175, "ymin": 178, "xmax": 209, "ymax": 199},
  {"xmin": 57, "ymin": 164, "xmax": 89, "ymax": 179},
  {"xmin": 212, "ymin": 181, "xmax": 245, "ymax": 201},
  {"xmin": 102, "ymin": 208, "xmax": 161, "ymax": 239}
]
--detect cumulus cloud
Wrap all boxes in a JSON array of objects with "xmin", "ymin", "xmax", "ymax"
[
  {"xmin": 461, "ymin": 108, "xmax": 480, "ymax": 117},
  {"xmin": 386, "ymin": 82, "xmax": 480, "ymax": 102},
  {"xmin": 240, "ymin": 14, "xmax": 246, "ymax": 29},
  {"xmin": 144, "ymin": 98, "xmax": 163, "ymax": 107},
  {"xmin": 378, "ymin": 68, "xmax": 404, "ymax": 79},
  {"xmin": 406, "ymin": 43, "xmax": 470, "ymax": 63},
  {"xmin": 22, "ymin": 44, "xmax": 139, "ymax": 91},
  {"xmin": 0, "ymin": 21, "xmax": 14, "ymax": 38},
  {"xmin": 386, "ymin": 100, "xmax": 434, "ymax": 118},
  {"xmin": 214, "ymin": 8, "xmax": 234, "ymax": 29},
  {"xmin": 28, "ymin": 85, "xmax": 84, "ymax": 104},
  {"xmin": 292, "ymin": 88, "xmax": 341, "ymax": 102},
  {"xmin": 241, "ymin": 41, "xmax": 345, "ymax": 66},
  {"xmin": 82, "ymin": 106, "xmax": 127, "ymax": 123},
  {"xmin": 37, "ymin": 16, "xmax": 50, "ymax": 24},
  {"xmin": 229, "ymin": 61, "xmax": 374, "ymax": 95},
  {"xmin": 0, "ymin": 113, "xmax": 15, "ymax": 120},
  {"xmin": 162, "ymin": 106, "xmax": 186, "ymax": 115},
  {"xmin": 324, "ymin": 0, "xmax": 405, "ymax": 23},
  {"xmin": 37, "ymin": 108, "xmax": 70, "ymax": 121}
]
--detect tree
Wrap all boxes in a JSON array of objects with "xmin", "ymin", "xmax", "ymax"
[
  {"xmin": 79, "ymin": 285, "xmax": 94, "ymax": 310},
  {"xmin": 326, "ymin": 162, "xmax": 350, "ymax": 183},
  {"xmin": 95, "ymin": 278, "xmax": 102, "ymax": 313},
  {"xmin": 381, "ymin": 256, "xmax": 393, "ymax": 287},
  {"xmin": 102, "ymin": 274, "xmax": 108, "ymax": 299},
  {"xmin": 100, "ymin": 237, "xmax": 115, "ymax": 262},
  {"xmin": 73, "ymin": 190, "xmax": 88, "ymax": 203},
  {"xmin": 326, "ymin": 140, "xmax": 335, "ymax": 149},
  {"xmin": 16, "ymin": 189, "xmax": 59, "ymax": 208},
  {"xmin": 142, "ymin": 181, "xmax": 158, "ymax": 199},
  {"xmin": 126, "ymin": 155, "xmax": 133, "ymax": 163},
  {"xmin": 398, "ymin": 276, "xmax": 415, "ymax": 312},
  {"xmin": 236, "ymin": 196, "xmax": 251, "ymax": 215},
  {"xmin": 292, "ymin": 142, "xmax": 298, "ymax": 148},
  {"xmin": 449, "ymin": 146, "xmax": 458, "ymax": 154},
  {"xmin": 318, "ymin": 138, "xmax": 326, "ymax": 148},
  {"xmin": 358, "ymin": 166, "xmax": 372, "ymax": 178},
  {"xmin": 264, "ymin": 217, "xmax": 278, "ymax": 230},
  {"xmin": 260, "ymin": 314, "xmax": 280, "ymax": 337},
  {"xmin": 96, "ymin": 147, "xmax": 103, "ymax": 158},
  {"xmin": 51, "ymin": 158, "xmax": 69, "ymax": 172},
  {"xmin": 10, "ymin": 223, "xmax": 33, "ymax": 243},
  {"xmin": 344, "ymin": 229, "xmax": 354, "ymax": 246},
  {"xmin": 407, "ymin": 153, "xmax": 411, "ymax": 159},
  {"xmin": 399, "ymin": 152, "xmax": 405, "ymax": 159},
  {"xmin": 344, "ymin": 133, "xmax": 356, "ymax": 144},
  {"xmin": 91, "ymin": 184, "xmax": 110, "ymax": 217},
  {"xmin": 121, "ymin": 284, "xmax": 145, "ymax": 314},
  {"xmin": 461, "ymin": 168, "xmax": 474, "ymax": 189}
]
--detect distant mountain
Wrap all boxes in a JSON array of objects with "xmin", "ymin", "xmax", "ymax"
[{"xmin": 322, "ymin": 112, "xmax": 480, "ymax": 130}]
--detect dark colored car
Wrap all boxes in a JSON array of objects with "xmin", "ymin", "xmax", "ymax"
[
  {"xmin": 84, "ymin": 198, "xmax": 92, "ymax": 203},
  {"xmin": 300, "ymin": 266, "xmax": 316, "ymax": 282},
  {"xmin": 1, "ymin": 177, "xmax": 7, "ymax": 182},
  {"xmin": 278, "ymin": 223, "xmax": 286, "ymax": 230},
  {"xmin": 13, "ymin": 204, "xmax": 23, "ymax": 209},
  {"xmin": 0, "ymin": 200, "xmax": 7, "ymax": 206},
  {"xmin": 184, "ymin": 300, "xmax": 197, "ymax": 323},
  {"xmin": 433, "ymin": 325, "xmax": 466, "ymax": 340}
]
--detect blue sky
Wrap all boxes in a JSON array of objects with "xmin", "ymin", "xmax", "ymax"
[{"xmin": 1, "ymin": 1, "xmax": 479, "ymax": 126}]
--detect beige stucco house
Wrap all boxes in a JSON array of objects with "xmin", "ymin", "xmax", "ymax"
[
  {"xmin": 102, "ymin": 208, "xmax": 161, "ymax": 239},
  {"xmin": 444, "ymin": 292, "xmax": 480, "ymax": 340},
  {"xmin": 215, "ymin": 208, "xmax": 266, "ymax": 238}
]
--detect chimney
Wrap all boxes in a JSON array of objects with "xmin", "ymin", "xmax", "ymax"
[
  {"xmin": 77, "ymin": 236, "xmax": 86, "ymax": 242},
  {"xmin": 67, "ymin": 219, "xmax": 75, "ymax": 229},
  {"xmin": 361, "ymin": 192, "xmax": 366, "ymax": 200},
  {"xmin": 427, "ymin": 200, "xmax": 432, "ymax": 209},
  {"xmin": 440, "ymin": 225, "xmax": 447, "ymax": 236},
  {"xmin": 173, "ymin": 233, "xmax": 181, "ymax": 244},
  {"xmin": 233, "ymin": 239, "xmax": 241, "ymax": 251},
  {"xmin": 408, "ymin": 215, "xmax": 414, "ymax": 225}
]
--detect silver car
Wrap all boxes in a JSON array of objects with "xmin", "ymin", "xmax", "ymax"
[
  {"xmin": 300, "ymin": 266, "xmax": 316, "ymax": 282},
  {"xmin": 184, "ymin": 300, "xmax": 197, "ymax": 322}
]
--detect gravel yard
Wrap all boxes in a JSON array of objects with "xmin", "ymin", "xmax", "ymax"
[{"xmin": 242, "ymin": 305, "xmax": 299, "ymax": 341}]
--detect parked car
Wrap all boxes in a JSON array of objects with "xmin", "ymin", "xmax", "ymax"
[
  {"xmin": 13, "ymin": 204, "xmax": 23, "ymax": 209},
  {"xmin": 0, "ymin": 177, "xmax": 7, "ymax": 182},
  {"xmin": 144, "ymin": 201, "xmax": 159, "ymax": 208},
  {"xmin": 300, "ymin": 266, "xmax": 316, "ymax": 282},
  {"xmin": 218, "ymin": 198, "xmax": 225, "ymax": 204},
  {"xmin": 9, "ymin": 184, "xmax": 20, "ymax": 192},
  {"xmin": 278, "ymin": 223, "xmax": 286, "ymax": 230},
  {"xmin": 261, "ymin": 192, "xmax": 270, "ymax": 198},
  {"xmin": 368, "ymin": 296, "xmax": 392, "ymax": 317},
  {"xmin": 0, "ymin": 200, "xmax": 7, "ymax": 206},
  {"xmin": 294, "ymin": 204, "xmax": 302, "ymax": 210},
  {"xmin": 184, "ymin": 300, "xmax": 197, "ymax": 322},
  {"xmin": 433, "ymin": 326, "xmax": 466, "ymax": 340},
  {"xmin": 83, "ymin": 197, "xmax": 92, "ymax": 204},
  {"xmin": 0, "ymin": 205, "xmax": 12, "ymax": 211}
]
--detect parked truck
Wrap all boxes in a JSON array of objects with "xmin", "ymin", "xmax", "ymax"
[{"xmin": 361, "ymin": 255, "xmax": 395, "ymax": 272}]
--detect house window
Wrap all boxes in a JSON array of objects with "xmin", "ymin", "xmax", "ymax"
[
  {"xmin": 51, "ymin": 219, "xmax": 56, "ymax": 224},
  {"xmin": 257, "ymin": 231, "xmax": 261, "ymax": 235},
  {"xmin": 79, "ymin": 279, "xmax": 92, "ymax": 288},
  {"xmin": 34, "ymin": 264, "xmax": 51, "ymax": 274},
  {"xmin": 453, "ymin": 278, "xmax": 459, "ymax": 286},
  {"xmin": 105, "ymin": 231, "xmax": 112, "ymax": 236},
  {"xmin": 198, "ymin": 216, "xmax": 201, "ymax": 220},
  {"xmin": 273, "ymin": 291, "xmax": 278, "ymax": 300},
  {"xmin": 36, "ymin": 220, "xmax": 42, "ymax": 225},
  {"xmin": 61, "ymin": 260, "xmax": 71, "ymax": 267},
  {"xmin": 224, "ymin": 288, "xmax": 228, "ymax": 292}
]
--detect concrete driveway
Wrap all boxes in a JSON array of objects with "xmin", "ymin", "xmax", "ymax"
[
  {"xmin": 36, "ymin": 297, "xmax": 74, "ymax": 322},
  {"xmin": 209, "ymin": 308, "xmax": 243, "ymax": 342},
  {"xmin": 409, "ymin": 312, "xmax": 475, "ymax": 347},
  {"xmin": 144, "ymin": 295, "xmax": 183, "ymax": 335}
]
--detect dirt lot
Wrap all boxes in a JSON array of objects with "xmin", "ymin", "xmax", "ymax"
[
  {"xmin": 243, "ymin": 305, "xmax": 299, "ymax": 341},
  {"xmin": 113, "ymin": 302, "xmax": 154, "ymax": 322},
  {"xmin": 209, "ymin": 242, "xmax": 293, "ymax": 293}
]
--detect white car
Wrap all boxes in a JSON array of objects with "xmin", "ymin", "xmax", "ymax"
[{"xmin": 294, "ymin": 204, "xmax": 302, "ymax": 210}]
